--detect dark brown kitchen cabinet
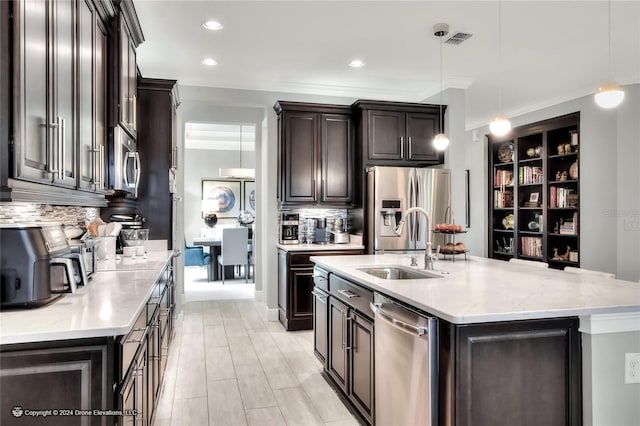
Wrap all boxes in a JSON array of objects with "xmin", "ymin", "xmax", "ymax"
[
  {"xmin": 439, "ymin": 317, "xmax": 582, "ymax": 426},
  {"xmin": 3, "ymin": 0, "xmax": 113, "ymax": 205},
  {"xmin": 278, "ymin": 249, "xmax": 363, "ymax": 331},
  {"xmin": 13, "ymin": 0, "xmax": 76, "ymax": 188},
  {"xmin": 136, "ymin": 78, "xmax": 179, "ymax": 248},
  {"xmin": 312, "ymin": 285, "xmax": 329, "ymax": 367},
  {"xmin": 116, "ymin": 15, "xmax": 137, "ymax": 138},
  {"xmin": 78, "ymin": 0, "xmax": 108, "ymax": 193},
  {"xmin": 352, "ymin": 100, "xmax": 444, "ymax": 166},
  {"xmin": 0, "ymin": 339, "xmax": 113, "ymax": 426},
  {"xmin": 327, "ymin": 274, "xmax": 374, "ymax": 424},
  {"xmin": 274, "ymin": 101, "xmax": 354, "ymax": 207}
]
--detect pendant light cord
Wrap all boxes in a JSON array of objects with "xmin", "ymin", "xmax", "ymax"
[
  {"xmin": 439, "ymin": 34, "xmax": 444, "ymax": 132},
  {"xmin": 498, "ymin": 0, "xmax": 503, "ymax": 114}
]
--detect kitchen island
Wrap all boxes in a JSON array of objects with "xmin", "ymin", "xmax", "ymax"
[
  {"xmin": 0, "ymin": 250, "xmax": 177, "ymax": 426},
  {"xmin": 310, "ymin": 254, "xmax": 640, "ymax": 426}
]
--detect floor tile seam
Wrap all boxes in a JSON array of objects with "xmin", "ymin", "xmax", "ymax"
[
  {"xmin": 244, "ymin": 405, "xmax": 287, "ymax": 426},
  {"xmin": 273, "ymin": 387, "xmax": 326, "ymax": 426},
  {"xmin": 206, "ymin": 377, "xmax": 249, "ymax": 426}
]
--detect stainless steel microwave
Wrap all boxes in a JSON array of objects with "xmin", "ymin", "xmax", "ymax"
[{"xmin": 109, "ymin": 126, "xmax": 140, "ymax": 197}]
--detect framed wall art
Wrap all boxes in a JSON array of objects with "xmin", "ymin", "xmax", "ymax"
[
  {"xmin": 202, "ymin": 179, "xmax": 241, "ymax": 218},
  {"xmin": 243, "ymin": 180, "xmax": 256, "ymax": 215}
]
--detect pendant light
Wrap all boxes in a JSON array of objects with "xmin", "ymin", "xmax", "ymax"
[
  {"xmin": 594, "ymin": 0, "xmax": 625, "ymax": 108},
  {"xmin": 219, "ymin": 125, "xmax": 255, "ymax": 179},
  {"xmin": 490, "ymin": 0, "xmax": 511, "ymax": 137},
  {"xmin": 432, "ymin": 23, "xmax": 449, "ymax": 151}
]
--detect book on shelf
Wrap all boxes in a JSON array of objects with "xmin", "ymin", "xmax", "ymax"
[
  {"xmin": 494, "ymin": 190, "xmax": 513, "ymax": 208},
  {"xmin": 494, "ymin": 170, "xmax": 514, "ymax": 187},
  {"xmin": 520, "ymin": 236, "xmax": 543, "ymax": 258},
  {"xmin": 518, "ymin": 166, "xmax": 544, "ymax": 185},
  {"xmin": 550, "ymin": 186, "xmax": 574, "ymax": 208}
]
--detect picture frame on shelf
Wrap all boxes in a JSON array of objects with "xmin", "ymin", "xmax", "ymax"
[
  {"xmin": 202, "ymin": 179, "xmax": 241, "ymax": 218},
  {"xmin": 529, "ymin": 192, "xmax": 539, "ymax": 203},
  {"xmin": 243, "ymin": 180, "xmax": 256, "ymax": 215}
]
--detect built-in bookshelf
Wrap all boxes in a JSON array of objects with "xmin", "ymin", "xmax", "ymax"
[{"xmin": 488, "ymin": 112, "xmax": 580, "ymax": 269}]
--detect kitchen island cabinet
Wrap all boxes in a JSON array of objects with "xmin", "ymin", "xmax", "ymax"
[
  {"xmin": 311, "ymin": 254, "xmax": 640, "ymax": 426},
  {"xmin": 0, "ymin": 251, "xmax": 177, "ymax": 426}
]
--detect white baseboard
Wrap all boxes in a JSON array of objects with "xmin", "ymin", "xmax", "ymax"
[{"xmin": 266, "ymin": 306, "xmax": 279, "ymax": 321}]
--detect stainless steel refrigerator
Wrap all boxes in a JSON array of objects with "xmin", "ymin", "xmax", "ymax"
[{"xmin": 367, "ymin": 166, "xmax": 451, "ymax": 253}]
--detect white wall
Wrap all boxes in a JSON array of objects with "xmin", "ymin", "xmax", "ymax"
[
  {"xmin": 466, "ymin": 83, "xmax": 640, "ymax": 282},
  {"xmin": 175, "ymin": 86, "xmax": 355, "ymax": 316}
]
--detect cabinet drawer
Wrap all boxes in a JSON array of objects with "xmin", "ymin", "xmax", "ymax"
[
  {"xmin": 313, "ymin": 267, "xmax": 329, "ymax": 292},
  {"xmin": 329, "ymin": 275, "xmax": 373, "ymax": 319},
  {"xmin": 119, "ymin": 309, "xmax": 147, "ymax": 381}
]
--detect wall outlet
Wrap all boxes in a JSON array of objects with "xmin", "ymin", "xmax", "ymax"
[{"xmin": 625, "ymin": 353, "xmax": 640, "ymax": 384}]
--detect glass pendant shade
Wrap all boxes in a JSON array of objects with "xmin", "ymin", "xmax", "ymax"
[
  {"xmin": 433, "ymin": 133, "xmax": 450, "ymax": 151},
  {"xmin": 594, "ymin": 83, "xmax": 625, "ymax": 108},
  {"xmin": 490, "ymin": 115, "xmax": 512, "ymax": 136}
]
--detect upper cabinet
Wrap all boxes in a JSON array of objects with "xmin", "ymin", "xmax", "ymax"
[
  {"xmin": 352, "ymin": 100, "xmax": 445, "ymax": 166},
  {"xmin": 275, "ymin": 101, "xmax": 354, "ymax": 207},
  {"xmin": 13, "ymin": 0, "xmax": 77, "ymax": 189},
  {"xmin": 109, "ymin": 0, "xmax": 143, "ymax": 139}
]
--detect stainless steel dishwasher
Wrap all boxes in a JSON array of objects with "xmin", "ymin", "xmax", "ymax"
[{"xmin": 370, "ymin": 293, "xmax": 437, "ymax": 426}]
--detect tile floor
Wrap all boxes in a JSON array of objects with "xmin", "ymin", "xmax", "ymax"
[{"xmin": 152, "ymin": 267, "xmax": 360, "ymax": 426}]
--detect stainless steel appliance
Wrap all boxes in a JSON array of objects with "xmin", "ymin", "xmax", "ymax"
[
  {"xmin": 367, "ymin": 166, "xmax": 451, "ymax": 253},
  {"xmin": 68, "ymin": 237, "xmax": 98, "ymax": 279},
  {"xmin": 1, "ymin": 223, "xmax": 80, "ymax": 308},
  {"xmin": 314, "ymin": 218, "xmax": 328, "ymax": 244},
  {"xmin": 280, "ymin": 213, "xmax": 299, "ymax": 244},
  {"xmin": 109, "ymin": 126, "xmax": 141, "ymax": 197},
  {"xmin": 370, "ymin": 293, "xmax": 438, "ymax": 426}
]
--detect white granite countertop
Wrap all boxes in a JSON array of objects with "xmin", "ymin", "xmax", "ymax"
[
  {"xmin": 310, "ymin": 254, "xmax": 640, "ymax": 324},
  {"xmin": 0, "ymin": 251, "xmax": 173, "ymax": 345},
  {"xmin": 277, "ymin": 242, "xmax": 364, "ymax": 252}
]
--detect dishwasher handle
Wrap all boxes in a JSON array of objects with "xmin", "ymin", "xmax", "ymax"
[{"xmin": 370, "ymin": 302, "xmax": 428, "ymax": 337}]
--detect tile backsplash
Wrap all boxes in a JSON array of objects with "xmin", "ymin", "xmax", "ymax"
[
  {"xmin": 0, "ymin": 203, "xmax": 99, "ymax": 226},
  {"xmin": 279, "ymin": 208, "xmax": 348, "ymax": 243}
]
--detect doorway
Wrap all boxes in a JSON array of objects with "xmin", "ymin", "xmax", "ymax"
[{"xmin": 183, "ymin": 121, "xmax": 257, "ymax": 302}]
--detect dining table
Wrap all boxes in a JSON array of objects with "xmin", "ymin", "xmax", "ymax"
[{"xmin": 192, "ymin": 236, "xmax": 253, "ymax": 282}]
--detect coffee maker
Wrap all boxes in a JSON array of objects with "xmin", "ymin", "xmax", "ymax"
[
  {"xmin": 1, "ymin": 223, "xmax": 82, "ymax": 308},
  {"xmin": 280, "ymin": 213, "xmax": 299, "ymax": 244}
]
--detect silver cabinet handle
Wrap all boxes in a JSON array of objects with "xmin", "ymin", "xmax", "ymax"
[
  {"xmin": 400, "ymin": 136, "xmax": 404, "ymax": 158},
  {"xmin": 60, "ymin": 118, "xmax": 65, "ymax": 180},
  {"xmin": 337, "ymin": 289, "xmax": 358, "ymax": 299},
  {"xmin": 370, "ymin": 302, "xmax": 428, "ymax": 336},
  {"xmin": 100, "ymin": 144, "xmax": 105, "ymax": 189},
  {"xmin": 408, "ymin": 136, "xmax": 413, "ymax": 159},
  {"xmin": 46, "ymin": 121, "xmax": 59, "ymax": 175}
]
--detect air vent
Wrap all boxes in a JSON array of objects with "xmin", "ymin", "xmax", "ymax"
[{"xmin": 445, "ymin": 32, "xmax": 473, "ymax": 45}]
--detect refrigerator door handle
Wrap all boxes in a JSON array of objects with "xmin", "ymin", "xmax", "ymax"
[
  {"xmin": 409, "ymin": 174, "xmax": 415, "ymax": 244},
  {"xmin": 416, "ymin": 174, "xmax": 421, "ymax": 242}
]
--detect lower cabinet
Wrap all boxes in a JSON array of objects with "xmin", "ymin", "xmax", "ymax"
[
  {"xmin": 0, "ymin": 261, "xmax": 176, "ymax": 426},
  {"xmin": 278, "ymin": 249, "xmax": 362, "ymax": 331},
  {"xmin": 439, "ymin": 317, "xmax": 582, "ymax": 426},
  {"xmin": 312, "ymin": 286, "xmax": 329, "ymax": 368},
  {"xmin": 325, "ymin": 274, "xmax": 374, "ymax": 425}
]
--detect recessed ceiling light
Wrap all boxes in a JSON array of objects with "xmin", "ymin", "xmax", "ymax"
[
  {"xmin": 202, "ymin": 58, "xmax": 218, "ymax": 66},
  {"xmin": 202, "ymin": 20, "xmax": 223, "ymax": 31},
  {"xmin": 349, "ymin": 59, "xmax": 365, "ymax": 68}
]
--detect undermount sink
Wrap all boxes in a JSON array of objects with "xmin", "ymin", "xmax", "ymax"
[{"xmin": 357, "ymin": 266, "xmax": 443, "ymax": 280}]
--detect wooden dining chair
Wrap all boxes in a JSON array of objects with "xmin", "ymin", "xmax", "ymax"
[{"xmin": 217, "ymin": 227, "xmax": 249, "ymax": 283}]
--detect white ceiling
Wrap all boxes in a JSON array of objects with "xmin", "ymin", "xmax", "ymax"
[{"xmin": 134, "ymin": 0, "xmax": 640, "ymax": 129}]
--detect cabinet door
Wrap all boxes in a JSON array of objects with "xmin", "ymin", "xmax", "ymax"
[
  {"xmin": 94, "ymin": 19, "xmax": 107, "ymax": 192},
  {"xmin": 320, "ymin": 114, "xmax": 353, "ymax": 204},
  {"xmin": 1, "ymin": 343, "xmax": 108, "ymax": 426},
  {"xmin": 51, "ymin": 0, "xmax": 76, "ymax": 188},
  {"xmin": 328, "ymin": 297, "xmax": 349, "ymax": 393},
  {"xmin": 455, "ymin": 318, "xmax": 581, "ymax": 426},
  {"xmin": 118, "ymin": 16, "xmax": 131, "ymax": 131},
  {"xmin": 15, "ymin": 0, "xmax": 52, "ymax": 183},
  {"xmin": 77, "ymin": 0, "xmax": 95, "ymax": 191},
  {"xmin": 406, "ymin": 112, "xmax": 440, "ymax": 162},
  {"xmin": 368, "ymin": 110, "xmax": 405, "ymax": 160},
  {"xmin": 282, "ymin": 112, "xmax": 317, "ymax": 203},
  {"xmin": 312, "ymin": 288, "xmax": 329, "ymax": 367},
  {"xmin": 128, "ymin": 40, "xmax": 137, "ymax": 135},
  {"xmin": 350, "ymin": 312, "xmax": 374, "ymax": 423},
  {"xmin": 289, "ymin": 267, "xmax": 314, "ymax": 322}
]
